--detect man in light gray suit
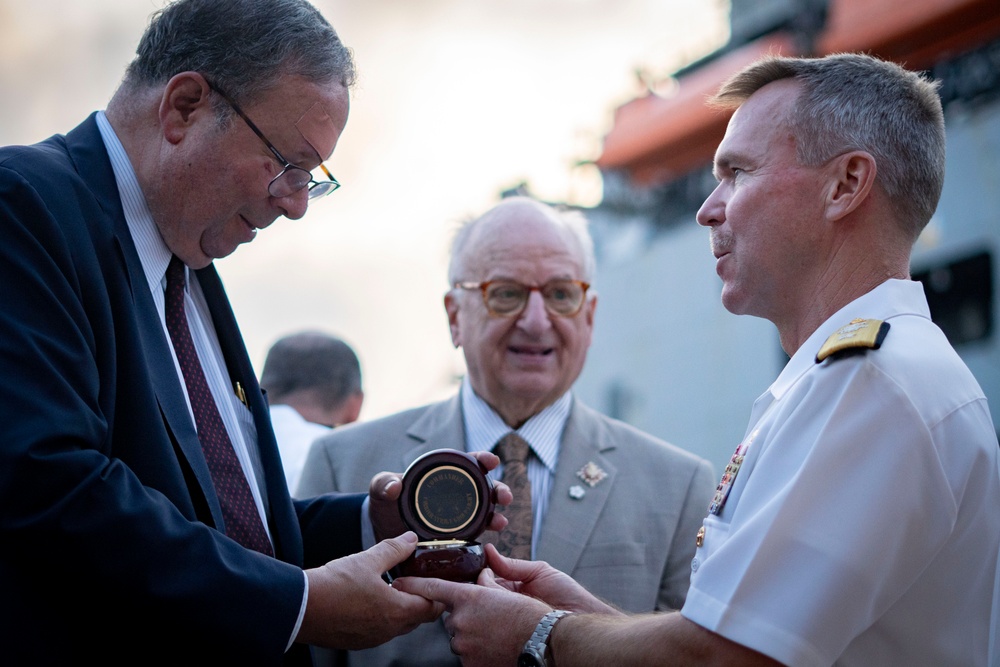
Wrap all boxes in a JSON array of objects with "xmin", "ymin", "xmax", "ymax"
[{"xmin": 298, "ymin": 196, "xmax": 716, "ymax": 667}]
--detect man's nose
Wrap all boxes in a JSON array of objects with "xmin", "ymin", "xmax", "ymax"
[
  {"xmin": 275, "ymin": 187, "xmax": 310, "ymax": 221},
  {"xmin": 697, "ymin": 184, "xmax": 725, "ymax": 227},
  {"xmin": 517, "ymin": 290, "xmax": 552, "ymax": 334}
]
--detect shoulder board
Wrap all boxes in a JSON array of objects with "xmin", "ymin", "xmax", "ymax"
[{"xmin": 815, "ymin": 318, "xmax": 891, "ymax": 363}]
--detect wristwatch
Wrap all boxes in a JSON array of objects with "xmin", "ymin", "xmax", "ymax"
[{"xmin": 518, "ymin": 609, "xmax": 572, "ymax": 667}]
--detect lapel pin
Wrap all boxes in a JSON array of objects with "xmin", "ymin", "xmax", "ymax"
[
  {"xmin": 576, "ymin": 461, "xmax": 607, "ymax": 487},
  {"xmin": 568, "ymin": 485, "xmax": 586, "ymax": 500},
  {"xmin": 234, "ymin": 381, "xmax": 248, "ymax": 407}
]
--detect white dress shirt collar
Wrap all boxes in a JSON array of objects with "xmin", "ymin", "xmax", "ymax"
[
  {"xmin": 459, "ymin": 377, "xmax": 571, "ymax": 474},
  {"xmin": 95, "ymin": 111, "xmax": 173, "ymax": 294}
]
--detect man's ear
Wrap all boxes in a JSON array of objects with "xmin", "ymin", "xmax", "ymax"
[
  {"xmin": 444, "ymin": 291, "xmax": 462, "ymax": 348},
  {"xmin": 585, "ymin": 293, "xmax": 597, "ymax": 328},
  {"xmin": 336, "ymin": 391, "xmax": 364, "ymax": 426},
  {"xmin": 825, "ymin": 150, "xmax": 877, "ymax": 221},
  {"xmin": 159, "ymin": 71, "xmax": 214, "ymax": 145},
  {"xmin": 582, "ymin": 293, "xmax": 597, "ymax": 348}
]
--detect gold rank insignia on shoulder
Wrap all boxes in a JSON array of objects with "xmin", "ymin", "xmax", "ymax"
[{"xmin": 815, "ymin": 318, "xmax": 891, "ymax": 363}]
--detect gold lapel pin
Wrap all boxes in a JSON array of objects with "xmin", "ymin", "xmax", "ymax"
[{"xmin": 234, "ymin": 381, "xmax": 248, "ymax": 407}]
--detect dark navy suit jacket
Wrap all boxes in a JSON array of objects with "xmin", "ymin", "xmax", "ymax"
[{"xmin": 0, "ymin": 113, "xmax": 363, "ymax": 665}]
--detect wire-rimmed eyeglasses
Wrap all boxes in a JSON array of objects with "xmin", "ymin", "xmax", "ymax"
[
  {"xmin": 207, "ymin": 80, "xmax": 340, "ymax": 200},
  {"xmin": 454, "ymin": 279, "xmax": 591, "ymax": 317}
]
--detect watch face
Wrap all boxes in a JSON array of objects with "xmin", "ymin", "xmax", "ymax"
[{"xmin": 518, "ymin": 653, "xmax": 543, "ymax": 667}]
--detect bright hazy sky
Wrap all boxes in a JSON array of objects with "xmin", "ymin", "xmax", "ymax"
[{"xmin": 0, "ymin": 0, "xmax": 729, "ymax": 420}]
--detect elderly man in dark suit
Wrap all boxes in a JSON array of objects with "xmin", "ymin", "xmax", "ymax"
[
  {"xmin": 0, "ymin": 1, "xmax": 510, "ymax": 664},
  {"xmin": 298, "ymin": 196, "xmax": 716, "ymax": 667}
]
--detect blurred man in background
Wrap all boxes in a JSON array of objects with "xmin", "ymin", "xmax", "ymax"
[{"xmin": 261, "ymin": 330, "xmax": 364, "ymax": 492}]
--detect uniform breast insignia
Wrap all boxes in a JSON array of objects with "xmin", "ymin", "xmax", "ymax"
[
  {"xmin": 815, "ymin": 318, "xmax": 891, "ymax": 363},
  {"xmin": 709, "ymin": 439, "xmax": 750, "ymax": 515}
]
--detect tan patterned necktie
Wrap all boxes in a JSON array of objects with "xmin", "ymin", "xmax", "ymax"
[{"xmin": 484, "ymin": 432, "xmax": 533, "ymax": 559}]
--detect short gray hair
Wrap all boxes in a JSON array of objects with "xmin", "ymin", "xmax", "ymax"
[
  {"xmin": 122, "ymin": 0, "xmax": 355, "ymax": 111},
  {"xmin": 447, "ymin": 197, "xmax": 597, "ymax": 285},
  {"xmin": 710, "ymin": 53, "xmax": 945, "ymax": 240}
]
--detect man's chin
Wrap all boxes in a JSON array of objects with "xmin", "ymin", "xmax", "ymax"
[
  {"xmin": 720, "ymin": 286, "xmax": 749, "ymax": 316},
  {"xmin": 501, "ymin": 378, "xmax": 561, "ymax": 406},
  {"xmin": 198, "ymin": 241, "xmax": 241, "ymax": 265},
  {"xmin": 171, "ymin": 246, "xmax": 214, "ymax": 270}
]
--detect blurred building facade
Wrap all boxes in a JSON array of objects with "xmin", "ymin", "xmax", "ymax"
[{"xmin": 571, "ymin": 0, "xmax": 1000, "ymax": 467}]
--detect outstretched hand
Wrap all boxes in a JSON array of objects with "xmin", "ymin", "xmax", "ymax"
[
  {"xmin": 393, "ymin": 564, "xmax": 551, "ymax": 667},
  {"xmin": 298, "ymin": 532, "xmax": 444, "ymax": 650},
  {"xmin": 485, "ymin": 544, "xmax": 623, "ymax": 616},
  {"xmin": 392, "ymin": 546, "xmax": 624, "ymax": 666}
]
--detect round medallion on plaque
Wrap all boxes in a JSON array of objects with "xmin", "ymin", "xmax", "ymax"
[
  {"xmin": 413, "ymin": 463, "xmax": 480, "ymax": 534},
  {"xmin": 393, "ymin": 449, "xmax": 495, "ymax": 582}
]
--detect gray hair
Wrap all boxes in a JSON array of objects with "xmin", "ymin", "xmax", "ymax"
[
  {"xmin": 710, "ymin": 53, "xmax": 945, "ymax": 240},
  {"xmin": 122, "ymin": 0, "xmax": 355, "ymax": 112},
  {"xmin": 447, "ymin": 197, "xmax": 597, "ymax": 285},
  {"xmin": 260, "ymin": 331, "xmax": 362, "ymax": 409}
]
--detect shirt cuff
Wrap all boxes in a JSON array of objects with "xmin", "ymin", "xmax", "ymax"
[
  {"xmin": 289, "ymin": 570, "xmax": 309, "ymax": 652},
  {"xmin": 361, "ymin": 495, "xmax": 376, "ymax": 549}
]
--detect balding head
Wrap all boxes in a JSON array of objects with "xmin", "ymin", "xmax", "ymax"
[{"xmin": 444, "ymin": 197, "xmax": 597, "ymax": 427}]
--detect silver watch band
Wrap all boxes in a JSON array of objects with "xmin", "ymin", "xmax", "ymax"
[{"xmin": 520, "ymin": 609, "xmax": 572, "ymax": 667}]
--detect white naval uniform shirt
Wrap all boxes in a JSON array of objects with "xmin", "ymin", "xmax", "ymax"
[{"xmin": 681, "ymin": 279, "xmax": 1000, "ymax": 667}]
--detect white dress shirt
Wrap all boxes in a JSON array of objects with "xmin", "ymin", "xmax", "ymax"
[{"xmin": 270, "ymin": 404, "xmax": 331, "ymax": 495}]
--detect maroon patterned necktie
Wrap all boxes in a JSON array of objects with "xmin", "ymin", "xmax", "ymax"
[
  {"xmin": 484, "ymin": 432, "xmax": 533, "ymax": 559},
  {"xmin": 164, "ymin": 256, "xmax": 274, "ymax": 556}
]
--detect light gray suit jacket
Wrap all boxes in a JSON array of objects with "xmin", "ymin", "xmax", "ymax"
[{"xmin": 297, "ymin": 394, "xmax": 716, "ymax": 667}]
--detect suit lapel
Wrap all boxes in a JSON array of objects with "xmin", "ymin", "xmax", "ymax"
[
  {"xmin": 402, "ymin": 394, "xmax": 466, "ymax": 468},
  {"xmin": 125, "ymin": 238, "xmax": 218, "ymax": 506},
  {"xmin": 536, "ymin": 400, "xmax": 618, "ymax": 573},
  {"xmin": 195, "ymin": 265, "xmax": 304, "ymax": 565},
  {"xmin": 64, "ymin": 115, "xmax": 223, "ymax": 528}
]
